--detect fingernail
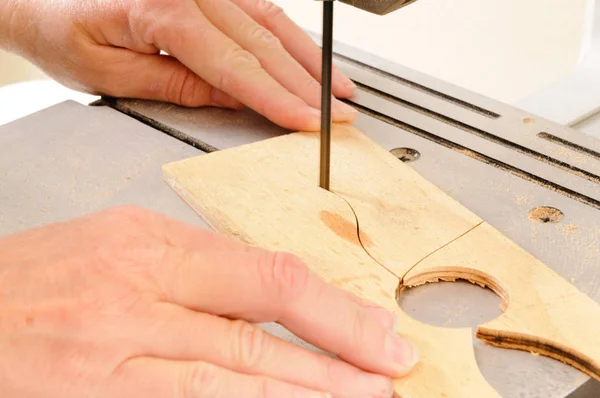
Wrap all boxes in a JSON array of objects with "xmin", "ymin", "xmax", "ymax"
[
  {"xmin": 345, "ymin": 79, "xmax": 357, "ymax": 90},
  {"xmin": 368, "ymin": 307, "xmax": 399, "ymax": 332},
  {"xmin": 358, "ymin": 373, "xmax": 394, "ymax": 398},
  {"xmin": 385, "ymin": 333, "xmax": 419, "ymax": 374}
]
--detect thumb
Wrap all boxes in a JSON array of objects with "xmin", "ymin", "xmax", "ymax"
[{"xmin": 93, "ymin": 49, "xmax": 244, "ymax": 109}]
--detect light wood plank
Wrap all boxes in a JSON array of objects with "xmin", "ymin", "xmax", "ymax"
[{"xmin": 162, "ymin": 123, "xmax": 599, "ymax": 396}]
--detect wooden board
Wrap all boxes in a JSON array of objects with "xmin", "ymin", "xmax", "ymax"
[{"xmin": 162, "ymin": 123, "xmax": 600, "ymax": 396}]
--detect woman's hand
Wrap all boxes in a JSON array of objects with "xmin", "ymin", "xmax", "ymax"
[
  {"xmin": 2, "ymin": 0, "xmax": 358, "ymax": 131},
  {"xmin": 0, "ymin": 206, "xmax": 418, "ymax": 398}
]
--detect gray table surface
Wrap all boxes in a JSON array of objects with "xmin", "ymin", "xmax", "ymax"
[{"xmin": 1, "ymin": 100, "xmax": 598, "ymax": 397}]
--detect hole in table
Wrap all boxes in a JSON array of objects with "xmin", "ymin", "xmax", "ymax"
[
  {"xmin": 528, "ymin": 206, "xmax": 564, "ymax": 223},
  {"xmin": 398, "ymin": 278, "xmax": 503, "ymax": 328},
  {"xmin": 391, "ymin": 147, "xmax": 420, "ymax": 163},
  {"xmin": 523, "ymin": 117, "xmax": 535, "ymax": 124}
]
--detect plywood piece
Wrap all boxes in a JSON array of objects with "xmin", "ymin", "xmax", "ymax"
[
  {"xmin": 162, "ymin": 123, "xmax": 600, "ymax": 396},
  {"xmin": 404, "ymin": 221, "xmax": 600, "ymax": 380},
  {"xmin": 311, "ymin": 124, "xmax": 483, "ymax": 279}
]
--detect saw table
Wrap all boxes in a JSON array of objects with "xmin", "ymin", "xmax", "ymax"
[{"xmin": 1, "ymin": 35, "xmax": 599, "ymax": 397}]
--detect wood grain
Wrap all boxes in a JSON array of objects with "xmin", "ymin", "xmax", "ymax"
[{"xmin": 162, "ymin": 123, "xmax": 600, "ymax": 396}]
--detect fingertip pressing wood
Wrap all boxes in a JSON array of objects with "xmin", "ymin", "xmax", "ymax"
[{"xmin": 162, "ymin": 122, "xmax": 600, "ymax": 396}]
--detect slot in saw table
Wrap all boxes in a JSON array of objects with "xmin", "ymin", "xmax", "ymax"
[{"xmin": 0, "ymin": 34, "xmax": 599, "ymax": 397}]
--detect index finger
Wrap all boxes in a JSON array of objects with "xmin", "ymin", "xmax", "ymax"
[
  {"xmin": 153, "ymin": 245, "xmax": 419, "ymax": 377},
  {"xmin": 147, "ymin": 2, "xmax": 322, "ymax": 131}
]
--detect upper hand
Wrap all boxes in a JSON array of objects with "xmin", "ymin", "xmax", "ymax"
[
  {"xmin": 5, "ymin": 0, "xmax": 358, "ymax": 131},
  {"xmin": 0, "ymin": 206, "xmax": 418, "ymax": 398}
]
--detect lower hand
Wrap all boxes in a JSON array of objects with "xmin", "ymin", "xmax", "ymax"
[
  {"xmin": 0, "ymin": 206, "xmax": 418, "ymax": 398},
  {"xmin": 4, "ymin": 0, "xmax": 358, "ymax": 131}
]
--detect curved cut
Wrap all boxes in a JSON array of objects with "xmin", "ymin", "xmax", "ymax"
[
  {"xmin": 476, "ymin": 327, "xmax": 600, "ymax": 381},
  {"xmin": 404, "ymin": 222, "xmax": 600, "ymax": 382},
  {"xmin": 402, "ymin": 267, "xmax": 509, "ymax": 311}
]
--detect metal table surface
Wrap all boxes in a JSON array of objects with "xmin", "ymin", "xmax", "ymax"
[{"xmin": 1, "ymin": 38, "xmax": 599, "ymax": 397}]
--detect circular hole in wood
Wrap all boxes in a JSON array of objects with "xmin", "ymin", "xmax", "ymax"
[
  {"xmin": 528, "ymin": 206, "xmax": 564, "ymax": 223},
  {"xmin": 398, "ymin": 275, "xmax": 570, "ymax": 396},
  {"xmin": 398, "ymin": 279, "xmax": 502, "ymax": 328},
  {"xmin": 391, "ymin": 147, "xmax": 420, "ymax": 162},
  {"xmin": 523, "ymin": 117, "xmax": 535, "ymax": 124}
]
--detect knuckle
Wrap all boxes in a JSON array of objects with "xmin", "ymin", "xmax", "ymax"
[
  {"xmin": 230, "ymin": 320, "xmax": 269, "ymax": 368},
  {"xmin": 135, "ymin": 0, "xmax": 205, "ymax": 54},
  {"xmin": 304, "ymin": 76, "xmax": 321, "ymax": 91},
  {"xmin": 166, "ymin": 67, "xmax": 201, "ymax": 106},
  {"xmin": 159, "ymin": 246, "xmax": 192, "ymax": 284},
  {"xmin": 223, "ymin": 47, "xmax": 261, "ymax": 70},
  {"xmin": 248, "ymin": 25, "xmax": 281, "ymax": 50},
  {"xmin": 129, "ymin": 0, "xmax": 156, "ymax": 39},
  {"xmin": 130, "ymin": 0, "xmax": 176, "ymax": 42},
  {"xmin": 262, "ymin": 252, "xmax": 311, "ymax": 302},
  {"xmin": 255, "ymin": 0, "xmax": 285, "ymax": 29},
  {"xmin": 182, "ymin": 363, "xmax": 221, "ymax": 397},
  {"xmin": 217, "ymin": 48, "xmax": 261, "ymax": 92}
]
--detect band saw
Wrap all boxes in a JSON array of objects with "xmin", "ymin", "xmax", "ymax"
[{"xmin": 0, "ymin": 1, "xmax": 599, "ymax": 397}]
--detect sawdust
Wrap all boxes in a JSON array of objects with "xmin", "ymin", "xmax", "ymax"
[
  {"xmin": 502, "ymin": 186, "xmax": 535, "ymax": 208},
  {"xmin": 452, "ymin": 143, "xmax": 600, "ymax": 211},
  {"xmin": 528, "ymin": 206, "xmax": 564, "ymax": 223},
  {"xmin": 549, "ymin": 146, "xmax": 590, "ymax": 164},
  {"xmin": 551, "ymin": 223, "xmax": 582, "ymax": 237},
  {"xmin": 565, "ymin": 224, "xmax": 580, "ymax": 235},
  {"xmin": 516, "ymin": 193, "xmax": 534, "ymax": 206},
  {"xmin": 585, "ymin": 239, "xmax": 599, "ymax": 261}
]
